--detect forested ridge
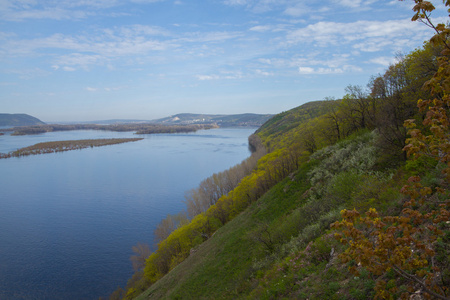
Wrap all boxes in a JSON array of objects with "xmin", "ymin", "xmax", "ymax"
[
  {"xmin": 0, "ymin": 113, "xmax": 45, "ymax": 126},
  {"xmin": 108, "ymin": 1, "xmax": 449, "ymax": 299}
]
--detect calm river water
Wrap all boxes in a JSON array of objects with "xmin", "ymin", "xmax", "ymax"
[{"xmin": 0, "ymin": 127, "xmax": 255, "ymax": 299}]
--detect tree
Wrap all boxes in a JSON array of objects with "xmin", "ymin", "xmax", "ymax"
[
  {"xmin": 154, "ymin": 211, "xmax": 188, "ymax": 244},
  {"xmin": 368, "ymin": 42, "xmax": 441, "ymax": 161},
  {"xmin": 333, "ymin": 1, "xmax": 450, "ymax": 299},
  {"xmin": 323, "ymin": 99, "xmax": 344, "ymax": 142},
  {"xmin": 341, "ymin": 85, "xmax": 371, "ymax": 130},
  {"xmin": 130, "ymin": 242, "xmax": 152, "ymax": 272}
]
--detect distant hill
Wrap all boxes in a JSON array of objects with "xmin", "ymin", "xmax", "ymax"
[
  {"xmin": 152, "ymin": 113, "xmax": 273, "ymax": 127},
  {"xmin": 70, "ymin": 119, "xmax": 151, "ymax": 125},
  {"xmin": 0, "ymin": 114, "xmax": 45, "ymax": 126}
]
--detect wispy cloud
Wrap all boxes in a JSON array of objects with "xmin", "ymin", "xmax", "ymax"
[
  {"xmin": 223, "ymin": 0, "xmax": 250, "ymax": 6},
  {"xmin": 369, "ymin": 56, "xmax": 396, "ymax": 67},
  {"xmin": 0, "ymin": 0, "xmax": 167, "ymax": 21},
  {"xmin": 85, "ymin": 85, "xmax": 125, "ymax": 92},
  {"xmin": 179, "ymin": 31, "xmax": 243, "ymax": 43},
  {"xmin": 2, "ymin": 0, "xmax": 446, "ymax": 122},
  {"xmin": 298, "ymin": 65, "xmax": 362, "ymax": 75},
  {"xmin": 257, "ymin": 53, "xmax": 363, "ymax": 75},
  {"xmin": 222, "ymin": 0, "xmax": 291, "ymax": 13},
  {"xmin": 249, "ymin": 25, "xmax": 272, "ymax": 32},
  {"xmin": 286, "ymin": 19, "xmax": 431, "ymax": 51},
  {"xmin": 332, "ymin": 0, "xmax": 364, "ymax": 8},
  {"xmin": 196, "ymin": 71, "xmax": 243, "ymax": 80},
  {"xmin": 1, "ymin": 26, "xmax": 179, "ymax": 69},
  {"xmin": 255, "ymin": 69, "xmax": 273, "ymax": 76},
  {"xmin": 63, "ymin": 66, "xmax": 76, "ymax": 71},
  {"xmin": 283, "ymin": 2, "xmax": 315, "ymax": 17},
  {"xmin": 3, "ymin": 67, "xmax": 51, "ymax": 79}
]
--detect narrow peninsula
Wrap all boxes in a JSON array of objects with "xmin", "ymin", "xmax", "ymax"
[{"xmin": 0, "ymin": 138, "xmax": 143, "ymax": 159}]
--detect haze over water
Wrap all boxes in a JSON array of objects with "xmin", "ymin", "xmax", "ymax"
[{"xmin": 0, "ymin": 128, "xmax": 254, "ymax": 299}]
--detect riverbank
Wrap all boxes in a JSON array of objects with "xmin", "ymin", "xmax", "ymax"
[
  {"xmin": 5, "ymin": 123, "xmax": 218, "ymax": 135},
  {"xmin": 0, "ymin": 138, "xmax": 143, "ymax": 158}
]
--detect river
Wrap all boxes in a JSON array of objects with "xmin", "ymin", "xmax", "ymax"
[{"xmin": 0, "ymin": 127, "xmax": 255, "ymax": 299}]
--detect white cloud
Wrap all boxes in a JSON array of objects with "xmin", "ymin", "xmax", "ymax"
[
  {"xmin": 85, "ymin": 85, "xmax": 125, "ymax": 92},
  {"xmin": 259, "ymin": 53, "xmax": 359, "ymax": 74},
  {"xmin": 56, "ymin": 54, "xmax": 104, "ymax": 68},
  {"xmin": 298, "ymin": 67, "xmax": 314, "ymax": 74},
  {"xmin": 5, "ymin": 67, "xmax": 50, "ymax": 79},
  {"xmin": 333, "ymin": 0, "xmax": 362, "ymax": 8},
  {"xmin": 1, "ymin": 26, "xmax": 179, "ymax": 70},
  {"xmin": 369, "ymin": 56, "xmax": 395, "ymax": 66},
  {"xmin": 63, "ymin": 66, "xmax": 76, "ymax": 71},
  {"xmin": 283, "ymin": 3, "xmax": 312, "ymax": 17},
  {"xmin": 259, "ymin": 53, "xmax": 361, "ymax": 75},
  {"xmin": 255, "ymin": 69, "xmax": 273, "ymax": 76},
  {"xmin": 179, "ymin": 31, "xmax": 243, "ymax": 43},
  {"xmin": 331, "ymin": 0, "xmax": 376, "ymax": 9},
  {"xmin": 298, "ymin": 65, "xmax": 361, "ymax": 75},
  {"xmin": 286, "ymin": 19, "xmax": 431, "ymax": 51},
  {"xmin": 196, "ymin": 74, "xmax": 219, "ymax": 80},
  {"xmin": 2, "ymin": 8, "xmax": 93, "ymax": 21},
  {"xmin": 129, "ymin": 0, "xmax": 165, "ymax": 3},
  {"xmin": 104, "ymin": 87, "xmax": 120, "ymax": 91},
  {"xmin": 196, "ymin": 71, "xmax": 243, "ymax": 80},
  {"xmin": 249, "ymin": 25, "xmax": 272, "ymax": 32},
  {"xmin": 223, "ymin": 0, "xmax": 249, "ymax": 5},
  {"xmin": 222, "ymin": 0, "xmax": 289, "ymax": 13},
  {"xmin": 0, "ymin": 0, "xmax": 167, "ymax": 21},
  {"xmin": 117, "ymin": 25, "xmax": 171, "ymax": 37}
]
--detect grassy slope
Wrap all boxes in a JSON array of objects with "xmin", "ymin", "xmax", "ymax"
[
  {"xmin": 135, "ymin": 101, "xmax": 332, "ymax": 299},
  {"xmin": 134, "ymin": 100, "xmax": 449, "ymax": 300},
  {"xmin": 256, "ymin": 100, "xmax": 333, "ymax": 147},
  {"xmin": 137, "ymin": 163, "xmax": 313, "ymax": 299},
  {"xmin": 134, "ymin": 101, "xmax": 384, "ymax": 300}
]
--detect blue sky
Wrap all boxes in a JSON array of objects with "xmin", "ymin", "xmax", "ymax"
[{"xmin": 0, "ymin": 0, "xmax": 447, "ymax": 122}]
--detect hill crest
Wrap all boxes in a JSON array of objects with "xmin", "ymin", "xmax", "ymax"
[{"xmin": 0, "ymin": 113, "xmax": 45, "ymax": 126}]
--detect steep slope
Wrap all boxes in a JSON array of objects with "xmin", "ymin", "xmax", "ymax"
[
  {"xmin": 136, "ymin": 129, "xmax": 407, "ymax": 299},
  {"xmin": 132, "ymin": 94, "xmax": 448, "ymax": 299},
  {"xmin": 129, "ymin": 20, "xmax": 450, "ymax": 298},
  {"xmin": 255, "ymin": 100, "xmax": 339, "ymax": 152},
  {"xmin": 137, "ymin": 162, "xmax": 314, "ymax": 299},
  {"xmin": 256, "ymin": 100, "xmax": 332, "ymax": 139},
  {"xmin": 129, "ymin": 100, "xmax": 352, "ymax": 299}
]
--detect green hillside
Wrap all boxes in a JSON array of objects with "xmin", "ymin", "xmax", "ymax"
[
  {"xmin": 136, "ymin": 131, "xmax": 402, "ymax": 300},
  {"xmin": 110, "ymin": 6, "xmax": 449, "ymax": 300},
  {"xmin": 256, "ymin": 100, "xmax": 332, "ymax": 140},
  {"xmin": 0, "ymin": 113, "xmax": 45, "ymax": 126}
]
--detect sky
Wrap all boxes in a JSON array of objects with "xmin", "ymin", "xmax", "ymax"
[{"xmin": 0, "ymin": 0, "xmax": 448, "ymax": 122}]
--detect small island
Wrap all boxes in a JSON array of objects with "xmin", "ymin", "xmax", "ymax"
[{"xmin": 0, "ymin": 138, "xmax": 143, "ymax": 159}]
